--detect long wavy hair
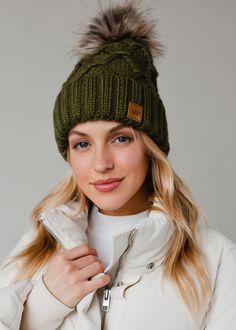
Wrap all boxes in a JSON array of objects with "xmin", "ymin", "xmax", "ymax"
[{"xmin": 6, "ymin": 129, "xmax": 211, "ymax": 315}]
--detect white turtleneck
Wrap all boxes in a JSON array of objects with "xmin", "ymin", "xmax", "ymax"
[{"xmin": 87, "ymin": 205, "xmax": 149, "ymax": 268}]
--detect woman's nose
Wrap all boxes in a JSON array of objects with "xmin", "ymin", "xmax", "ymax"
[{"xmin": 93, "ymin": 147, "xmax": 114, "ymax": 173}]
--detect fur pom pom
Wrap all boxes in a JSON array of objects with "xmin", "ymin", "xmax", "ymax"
[{"xmin": 74, "ymin": 1, "xmax": 163, "ymax": 58}]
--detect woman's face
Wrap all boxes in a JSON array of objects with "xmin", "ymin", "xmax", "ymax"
[{"xmin": 68, "ymin": 120, "xmax": 150, "ymax": 216}]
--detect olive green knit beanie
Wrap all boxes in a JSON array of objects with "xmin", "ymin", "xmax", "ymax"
[{"xmin": 53, "ymin": 3, "xmax": 169, "ymax": 160}]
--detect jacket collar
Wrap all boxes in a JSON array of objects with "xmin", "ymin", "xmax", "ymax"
[
  {"xmin": 117, "ymin": 208, "xmax": 172, "ymax": 274},
  {"xmin": 39, "ymin": 199, "xmax": 172, "ymax": 276}
]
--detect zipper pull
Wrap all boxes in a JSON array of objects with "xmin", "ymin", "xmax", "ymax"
[{"xmin": 102, "ymin": 288, "xmax": 111, "ymax": 312}]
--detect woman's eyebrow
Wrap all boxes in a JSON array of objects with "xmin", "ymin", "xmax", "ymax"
[
  {"xmin": 68, "ymin": 130, "xmax": 88, "ymax": 137},
  {"xmin": 108, "ymin": 124, "xmax": 128, "ymax": 133},
  {"xmin": 68, "ymin": 124, "xmax": 128, "ymax": 137}
]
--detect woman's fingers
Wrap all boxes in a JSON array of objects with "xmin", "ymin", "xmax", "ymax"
[
  {"xmin": 64, "ymin": 244, "xmax": 98, "ymax": 260},
  {"xmin": 84, "ymin": 273, "xmax": 111, "ymax": 294},
  {"xmin": 77, "ymin": 261, "xmax": 105, "ymax": 281},
  {"xmin": 71, "ymin": 254, "xmax": 100, "ymax": 269},
  {"xmin": 43, "ymin": 244, "xmax": 110, "ymax": 307}
]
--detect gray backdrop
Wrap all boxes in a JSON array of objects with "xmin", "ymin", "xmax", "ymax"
[{"xmin": 0, "ymin": 0, "xmax": 235, "ymax": 262}]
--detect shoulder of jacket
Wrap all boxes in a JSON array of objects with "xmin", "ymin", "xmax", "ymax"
[
  {"xmin": 197, "ymin": 224, "xmax": 236, "ymax": 264},
  {"xmin": 0, "ymin": 227, "xmax": 37, "ymax": 287},
  {"xmin": 9, "ymin": 227, "xmax": 37, "ymax": 256},
  {"xmin": 0, "ymin": 227, "xmax": 36, "ymax": 265}
]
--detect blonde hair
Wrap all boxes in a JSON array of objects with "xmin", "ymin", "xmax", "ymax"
[
  {"xmin": 137, "ymin": 132, "xmax": 211, "ymax": 314},
  {"xmin": 7, "ymin": 130, "xmax": 211, "ymax": 314}
]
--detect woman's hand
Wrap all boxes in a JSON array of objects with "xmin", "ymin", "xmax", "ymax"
[{"xmin": 43, "ymin": 244, "xmax": 111, "ymax": 308}]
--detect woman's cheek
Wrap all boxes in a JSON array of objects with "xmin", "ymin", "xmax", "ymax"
[
  {"xmin": 70, "ymin": 155, "xmax": 86, "ymax": 179},
  {"xmin": 74, "ymin": 161, "xmax": 87, "ymax": 180}
]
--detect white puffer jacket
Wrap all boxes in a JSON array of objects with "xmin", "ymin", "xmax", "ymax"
[{"xmin": 0, "ymin": 203, "xmax": 236, "ymax": 330}]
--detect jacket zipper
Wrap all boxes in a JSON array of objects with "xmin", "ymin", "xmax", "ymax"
[
  {"xmin": 40, "ymin": 213, "xmax": 137, "ymax": 328},
  {"xmin": 39, "ymin": 213, "xmax": 68, "ymax": 250},
  {"xmin": 101, "ymin": 228, "xmax": 137, "ymax": 328}
]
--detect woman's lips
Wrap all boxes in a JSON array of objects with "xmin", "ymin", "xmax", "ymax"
[{"xmin": 92, "ymin": 178, "xmax": 124, "ymax": 192}]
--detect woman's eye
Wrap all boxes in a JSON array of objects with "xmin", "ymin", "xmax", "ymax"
[
  {"xmin": 114, "ymin": 135, "xmax": 131, "ymax": 143},
  {"xmin": 72, "ymin": 141, "xmax": 89, "ymax": 149}
]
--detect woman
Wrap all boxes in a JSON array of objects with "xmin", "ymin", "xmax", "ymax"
[{"xmin": 0, "ymin": 2, "xmax": 235, "ymax": 330}]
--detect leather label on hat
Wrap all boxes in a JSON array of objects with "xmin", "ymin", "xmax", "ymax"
[{"xmin": 127, "ymin": 102, "xmax": 143, "ymax": 123}]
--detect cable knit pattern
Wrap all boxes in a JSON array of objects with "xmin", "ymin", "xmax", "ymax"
[{"xmin": 53, "ymin": 4, "xmax": 169, "ymax": 160}]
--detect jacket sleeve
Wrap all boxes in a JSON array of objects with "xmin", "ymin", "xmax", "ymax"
[
  {"xmin": 20, "ymin": 276, "xmax": 74, "ymax": 330},
  {"xmin": 205, "ymin": 245, "xmax": 236, "ymax": 329},
  {"xmin": 0, "ymin": 228, "xmax": 35, "ymax": 288},
  {"xmin": 0, "ymin": 229, "xmax": 35, "ymax": 329},
  {"xmin": 0, "ymin": 229, "xmax": 74, "ymax": 330},
  {"xmin": 0, "ymin": 280, "xmax": 33, "ymax": 330}
]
